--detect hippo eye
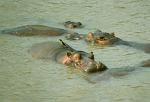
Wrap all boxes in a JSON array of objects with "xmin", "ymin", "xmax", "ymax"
[
  {"xmin": 99, "ymin": 37, "xmax": 105, "ymax": 39},
  {"xmin": 73, "ymin": 25, "xmax": 77, "ymax": 27}
]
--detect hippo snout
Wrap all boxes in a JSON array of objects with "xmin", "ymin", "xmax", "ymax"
[
  {"xmin": 84, "ymin": 61, "xmax": 108, "ymax": 73},
  {"xmin": 97, "ymin": 62, "xmax": 108, "ymax": 71}
]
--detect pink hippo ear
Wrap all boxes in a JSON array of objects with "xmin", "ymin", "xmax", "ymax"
[
  {"xmin": 62, "ymin": 52, "xmax": 73, "ymax": 65},
  {"xmin": 86, "ymin": 32, "xmax": 94, "ymax": 41}
]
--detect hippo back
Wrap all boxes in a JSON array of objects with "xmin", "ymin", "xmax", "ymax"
[
  {"xmin": 29, "ymin": 40, "xmax": 108, "ymax": 73},
  {"xmin": 2, "ymin": 25, "xmax": 67, "ymax": 36},
  {"xmin": 29, "ymin": 41, "xmax": 67, "ymax": 60}
]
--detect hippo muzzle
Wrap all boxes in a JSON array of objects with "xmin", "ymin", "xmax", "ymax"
[
  {"xmin": 73, "ymin": 57, "xmax": 108, "ymax": 73},
  {"xmin": 84, "ymin": 61, "xmax": 108, "ymax": 73}
]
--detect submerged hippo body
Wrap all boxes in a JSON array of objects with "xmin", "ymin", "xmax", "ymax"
[
  {"xmin": 29, "ymin": 39, "xmax": 107, "ymax": 73},
  {"xmin": 1, "ymin": 25, "xmax": 68, "ymax": 36}
]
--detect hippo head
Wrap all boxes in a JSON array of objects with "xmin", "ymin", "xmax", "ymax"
[
  {"xmin": 59, "ymin": 39, "xmax": 107, "ymax": 73},
  {"xmin": 65, "ymin": 32, "xmax": 83, "ymax": 40},
  {"xmin": 64, "ymin": 21, "xmax": 82, "ymax": 29},
  {"xmin": 63, "ymin": 51, "xmax": 108, "ymax": 73},
  {"xmin": 86, "ymin": 30, "xmax": 119, "ymax": 45}
]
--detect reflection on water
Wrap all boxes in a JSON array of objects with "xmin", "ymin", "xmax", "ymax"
[{"xmin": 0, "ymin": 0, "xmax": 150, "ymax": 102}]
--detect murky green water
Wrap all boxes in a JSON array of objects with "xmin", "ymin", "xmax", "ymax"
[{"xmin": 0, "ymin": 0, "xmax": 150, "ymax": 102}]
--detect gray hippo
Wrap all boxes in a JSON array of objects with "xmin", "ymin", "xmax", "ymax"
[
  {"xmin": 29, "ymin": 39, "xmax": 107, "ymax": 73},
  {"xmin": 1, "ymin": 25, "xmax": 70, "ymax": 36},
  {"xmin": 64, "ymin": 29, "xmax": 119, "ymax": 44},
  {"xmin": 66, "ymin": 29, "xmax": 141, "ymax": 46},
  {"xmin": 87, "ymin": 59, "xmax": 150, "ymax": 83},
  {"xmin": 66, "ymin": 29, "xmax": 150, "ymax": 53},
  {"xmin": 28, "ymin": 39, "xmax": 149, "ymax": 83},
  {"xmin": 64, "ymin": 21, "xmax": 82, "ymax": 29}
]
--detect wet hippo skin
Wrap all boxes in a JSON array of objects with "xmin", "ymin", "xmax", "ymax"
[
  {"xmin": 1, "ymin": 25, "xmax": 68, "ymax": 36},
  {"xmin": 65, "ymin": 29, "xmax": 121, "ymax": 44},
  {"xmin": 29, "ymin": 39, "xmax": 107, "ymax": 73},
  {"xmin": 66, "ymin": 29, "xmax": 150, "ymax": 53}
]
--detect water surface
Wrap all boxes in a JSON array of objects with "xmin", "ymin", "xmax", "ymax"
[{"xmin": 0, "ymin": 0, "xmax": 150, "ymax": 102}]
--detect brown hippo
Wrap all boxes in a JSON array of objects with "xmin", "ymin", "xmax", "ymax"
[
  {"xmin": 85, "ymin": 30, "xmax": 119, "ymax": 45},
  {"xmin": 1, "ymin": 25, "xmax": 69, "ymax": 36},
  {"xmin": 64, "ymin": 29, "xmax": 122, "ymax": 45},
  {"xmin": 65, "ymin": 29, "xmax": 150, "ymax": 53},
  {"xmin": 29, "ymin": 39, "xmax": 107, "ymax": 73},
  {"xmin": 64, "ymin": 21, "xmax": 82, "ymax": 29}
]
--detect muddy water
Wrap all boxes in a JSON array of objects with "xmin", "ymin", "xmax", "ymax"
[{"xmin": 0, "ymin": 0, "xmax": 150, "ymax": 102}]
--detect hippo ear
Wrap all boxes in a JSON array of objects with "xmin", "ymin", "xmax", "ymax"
[
  {"xmin": 111, "ymin": 32, "xmax": 115, "ymax": 36},
  {"xmin": 86, "ymin": 32, "xmax": 94, "ymax": 41},
  {"xmin": 77, "ymin": 22, "xmax": 82, "ymax": 25},
  {"xmin": 66, "ymin": 52, "xmax": 72, "ymax": 57},
  {"xmin": 88, "ymin": 52, "xmax": 94, "ymax": 60}
]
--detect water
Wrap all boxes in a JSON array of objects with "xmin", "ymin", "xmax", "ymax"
[{"xmin": 0, "ymin": 0, "xmax": 150, "ymax": 102}]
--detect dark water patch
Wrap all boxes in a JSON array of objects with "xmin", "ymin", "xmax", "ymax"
[
  {"xmin": 130, "ymin": 85, "xmax": 144, "ymax": 89},
  {"xmin": 113, "ymin": 6, "xmax": 126, "ymax": 9}
]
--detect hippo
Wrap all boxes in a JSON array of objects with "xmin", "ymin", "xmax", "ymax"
[
  {"xmin": 65, "ymin": 32, "xmax": 84, "ymax": 40},
  {"xmin": 85, "ymin": 30, "xmax": 120, "ymax": 45},
  {"xmin": 64, "ymin": 29, "xmax": 123, "ymax": 45},
  {"xmin": 65, "ymin": 29, "xmax": 150, "ymax": 53},
  {"xmin": 1, "ymin": 25, "xmax": 70, "ymax": 36},
  {"xmin": 64, "ymin": 21, "xmax": 82, "ymax": 29},
  {"xmin": 29, "ymin": 39, "xmax": 107, "ymax": 73},
  {"xmin": 66, "ymin": 29, "xmax": 129, "ymax": 45}
]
